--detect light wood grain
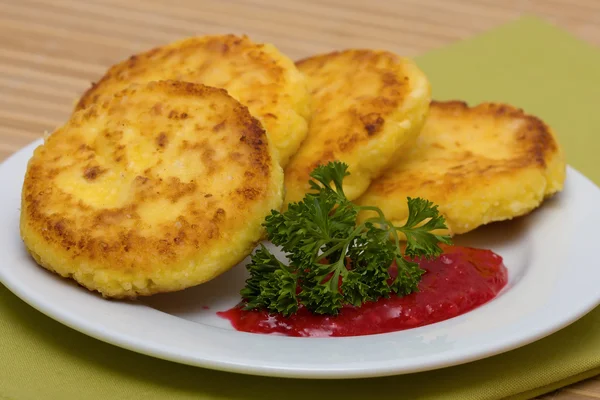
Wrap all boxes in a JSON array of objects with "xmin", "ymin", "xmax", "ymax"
[{"xmin": 0, "ymin": 0, "xmax": 599, "ymax": 398}]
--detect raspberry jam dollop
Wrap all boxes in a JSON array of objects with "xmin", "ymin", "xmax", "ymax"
[{"xmin": 218, "ymin": 245, "xmax": 508, "ymax": 337}]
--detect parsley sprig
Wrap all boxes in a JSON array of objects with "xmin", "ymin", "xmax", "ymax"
[{"xmin": 240, "ymin": 161, "xmax": 451, "ymax": 316}]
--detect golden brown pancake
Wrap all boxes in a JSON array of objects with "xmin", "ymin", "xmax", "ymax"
[
  {"xmin": 75, "ymin": 34, "xmax": 310, "ymax": 167},
  {"xmin": 283, "ymin": 49, "xmax": 431, "ymax": 204},
  {"xmin": 21, "ymin": 80, "xmax": 284, "ymax": 298},
  {"xmin": 356, "ymin": 101, "xmax": 566, "ymax": 235}
]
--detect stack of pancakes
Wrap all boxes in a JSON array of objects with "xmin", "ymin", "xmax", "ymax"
[{"xmin": 20, "ymin": 34, "xmax": 565, "ymax": 298}]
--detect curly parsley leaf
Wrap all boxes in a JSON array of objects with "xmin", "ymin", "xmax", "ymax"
[
  {"xmin": 398, "ymin": 197, "xmax": 453, "ymax": 258},
  {"xmin": 240, "ymin": 245, "xmax": 298, "ymax": 316},
  {"xmin": 308, "ymin": 161, "xmax": 349, "ymax": 198}
]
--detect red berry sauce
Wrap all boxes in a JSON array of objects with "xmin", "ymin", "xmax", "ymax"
[{"xmin": 218, "ymin": 245, "xmax": 508, "ymax": 337}]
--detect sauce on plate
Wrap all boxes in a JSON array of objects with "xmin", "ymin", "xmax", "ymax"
[{"xmin": 218, "ymin": 245, "xmax": 507, "ymax": 337}]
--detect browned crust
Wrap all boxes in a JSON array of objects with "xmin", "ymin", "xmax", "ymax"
[
  {"xmin": 75, "ymin": 34, "xmax": 286, "ymax": 112},
  {"xmin": 369, "ymin": 100, "xmax": 561, "ymax": 197},
  {"xmin": 22, "ymin": 80, "xmax": 275, "ymax": 274},
  {"xmin": 290, "ymin": 49, "xmax": 413, "ymax": 174},
  {"xmin": 430, "ymin": 100, "xmax": 557, "ymax": 168}
]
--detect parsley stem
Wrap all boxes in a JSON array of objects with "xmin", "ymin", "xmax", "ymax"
[
  {"xmin": 356, "ymin": 205, "xmax": 389, "ymax": 229},
  {"xmin": 327, "ymin": 241, "xmax": 352, "ymax": 293},
  {"xmin": 318, "ymin": 222, "xmax": 366, "ymax": 261},
  {"xmin": 318, "ymin": 242, "xmax": 344, "ymax": 261}
]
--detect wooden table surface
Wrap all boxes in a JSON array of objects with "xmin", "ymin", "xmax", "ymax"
[{"xmin": 1, "ymin": 0, "xmax": 599, "ymax": 398}]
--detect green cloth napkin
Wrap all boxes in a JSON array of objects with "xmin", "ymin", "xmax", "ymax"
[{"xmin": 2, "ymin": 16, "xmax": 600, "ymax": 400}]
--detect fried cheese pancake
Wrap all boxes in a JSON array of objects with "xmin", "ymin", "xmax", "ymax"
[
  {"xmin": 356, "ymin": 101, "xmax": 566, "ymax": 235},
  {"xmin": 21, "ymin": 81, "xmax": 284, "ymax": 298},
  {"xmin": 75, "ymin": 34, "xmax": 310, "ymax": 167},
  {"xmin": 284, "ymin": 50, "xmax": 431, "ymax": 204}
]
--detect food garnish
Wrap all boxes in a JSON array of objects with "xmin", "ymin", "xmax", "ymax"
[{"xmin": 241, "ymin": 161, "xmax": 452, "ymax": 316}]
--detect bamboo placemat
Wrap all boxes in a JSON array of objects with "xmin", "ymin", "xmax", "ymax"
[{"xmin": 1, "ymin": 0, "xmax": 599, "ymax": 398}]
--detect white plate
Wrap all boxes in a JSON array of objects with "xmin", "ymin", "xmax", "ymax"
[{"xmin": 1, "ymin": 139, "xmax": 600, "ymax": 379}]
